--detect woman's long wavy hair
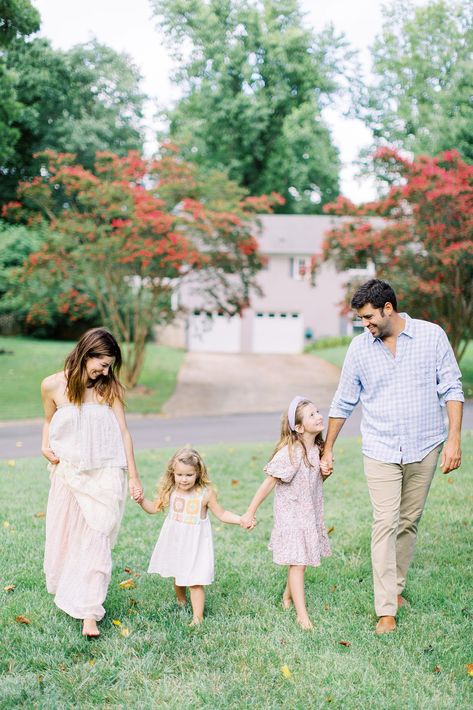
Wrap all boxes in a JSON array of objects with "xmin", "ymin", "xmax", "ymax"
[
  {"xmin": 155, "ymin": 448, "xmax": 211, "ymax": 512},
  {"xmin": 64, "ymin": 327, "xmax": 124, "ymax": 406},
  {"xmin": 270, "ymin": 399, "xmax": 324, "ymax": 468}
]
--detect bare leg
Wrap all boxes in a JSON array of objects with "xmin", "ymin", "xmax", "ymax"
[
  {"xmin": 189, "ymin": 585, "xmax": 205, "ymax": 625},
  {"xmin": 288, "ymin": 565, "xmax": 313, "ymax": 630},
  {"xmin": 82, "ymin": 618, "xmax": 99, "ymax": 637},
  {"xmin": 174, "ymin": 582, "xmax": 187, "ymax": 606},
  {"xmin": 282, "ymin": 576, "xmax": 292, "ymax": 610}
]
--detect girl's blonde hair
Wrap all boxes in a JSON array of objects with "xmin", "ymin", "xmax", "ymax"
[
  {"xmin": 270, "ymin": 399, "xmax": 324, "ymax": 468},
  {"xmin": 64, "ymin": 327, "xmax": 124, "ymax": 406},
  {"xmin": 155, "ymin": 447, "xmax": 211, "ymax": 512}
]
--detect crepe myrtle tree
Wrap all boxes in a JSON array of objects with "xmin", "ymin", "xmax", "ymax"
[
  {"xmin": 3, "ymin": 146, "xmax": 283, "ymax": 385},
  {"xmin": 322, "ymin": 147, "xmax": 473, "ymax": 362}
]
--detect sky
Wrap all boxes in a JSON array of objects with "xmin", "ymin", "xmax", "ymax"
[{"xmin": 32, "ymin": 0, "xmax": 427, "ymax": 202}]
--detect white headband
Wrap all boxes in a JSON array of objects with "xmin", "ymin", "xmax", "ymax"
[{"xmin": 287, "ymin": 395, "xmax": 310, "ymax": 431}]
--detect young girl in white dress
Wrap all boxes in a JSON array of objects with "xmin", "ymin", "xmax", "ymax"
[
  {"xmin": 137, "ymin": 448, "xmax": 247, "ymax": 625},
  {"xmin": 240, "ymin": 396, "xmax": 331, "ymax": 630}
]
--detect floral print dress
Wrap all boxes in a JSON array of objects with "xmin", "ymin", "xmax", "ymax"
[{"xmin": 265, "ymin": 444, "xmax": 331, "ymax": 567}]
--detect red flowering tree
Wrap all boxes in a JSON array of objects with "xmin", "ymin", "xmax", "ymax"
[
  {"xmin": 322, "ymin": 148, "xmax": 473, "ymax": 362},
  {"xmin": 3, "ymin": 148, "xmax": 283, "ymax": 385}
]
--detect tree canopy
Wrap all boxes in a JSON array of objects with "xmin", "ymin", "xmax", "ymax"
[
  {"xmin": 0, "ymin": 36, "xmax": 146, "ymax": 207},
  {"xmin": 323, "ymin": 148, "xmax": 473, "ymax": 362},
  {"xmin": 356, "ymin": 0, "xmax": 473, "ymax": 166},
  {"xmin": 3, "ymin": 148, "xmax": 282, "ymax": 384},
  {"xmin": 151, "ymin": 0, "xmax": 354, "ymax": 213}
]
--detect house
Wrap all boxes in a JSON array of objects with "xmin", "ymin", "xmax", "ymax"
[{"xmin": 158, "ymin": 215, "xmax": 373, "ymax": 353}]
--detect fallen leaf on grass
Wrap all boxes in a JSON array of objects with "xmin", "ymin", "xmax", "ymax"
[
  {"xmin": 88, "ymin": 659, "xmax": 95, "ymax": 666},
  {"xmin": 118, "ymin": 579, "xmax": 136, "ymax": 590},
  {"xmin": 3, "ymin": 521, "xmax": 10, "ymax": 528},
  {"xmin": 330, "ymin": 585, "xmax": 337, "ymax": 593},
  {"xmin": 231, "ymin": 479, "xmax": 240, "ymax": 487},
  {"xmin": 4, "ymin": 585, "xmax": 15, "ymax": 592},
  {"xmin": 433, "ymin": 666, "xmax": 441, "ymax": 674},
  {"xmin": 120, "ymin": 627, "xmax": 130, "ymax": 637},
  {"xmin": 34, "ymin": 511, "xmax": 45, "ymax": 518},
  {"xmin": 339, "ymin": 641, "xmax": 351, "ymax": 647},
  {"xmin": 7, "ymin": 460, "xmax": 16, "ymax": 467},
  {"xmin": 447, "ymin": 477, "xmax": 454, "ymax": 484},
  {"xmin": 466, "ymin": 663, "xmax": 473, "ymax": 677},
  {"xmin": 280, "ymin": 665, "xmax": 292, "ymax": 679},
  {"xmin": 323, "ymin": 604, "xmax": 330, "ymax": 612},
  {"xmin": 112, "ymin": 619, "xmax": 122, "ymax": 627},
  {"xmin": 15, "ymin": 615, "xmax": 30, "ymax": 624},
  {"xmin": 327, "ymin": 526, "xmax": 335, "ymax": 535}
]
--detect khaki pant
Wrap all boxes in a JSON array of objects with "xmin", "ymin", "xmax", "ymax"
[{"xmin": 363, "ymin": 445, "xmax": 442, "ymax": 617}]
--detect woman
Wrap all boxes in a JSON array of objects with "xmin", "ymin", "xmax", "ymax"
[{"xmin": 41, "ymin": 327, "xmax": 143, "ymax": 637}]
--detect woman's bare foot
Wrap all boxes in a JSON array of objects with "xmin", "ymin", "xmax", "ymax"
[
  {"xmin": 174, "ymin": 583, "xmax": 187, "ymax": 606},
  {"xmin": 82, "ymin": 619, "xmax": 100, "ymax": 637},
  {"xmin": 296, "ymin": 615, "xmax": 314, "ymax": 631},
  {"xmin": 189, "ymin": 616, "xmax": 203, "ymax": 627}
]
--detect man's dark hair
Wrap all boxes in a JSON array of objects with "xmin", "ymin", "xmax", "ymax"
[{"xmin": 351, "ymin": 279, "xmax": 398, "ymax": 311}]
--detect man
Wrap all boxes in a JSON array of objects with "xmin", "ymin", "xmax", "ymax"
[{"xmin": 322, "ymin": 279, "xmax": 463, "ymax": 634}]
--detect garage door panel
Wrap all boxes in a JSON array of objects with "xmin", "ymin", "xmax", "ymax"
[
  {"xmin": 252, "ymin": 313, "xmax": 303, "ymax": 354},
  {"xmin": 188, "ymin": 313, "xmax": 241, "ymax": 352}
]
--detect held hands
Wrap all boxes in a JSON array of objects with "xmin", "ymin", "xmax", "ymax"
[
  {"xmin": 240, "ymin": 511, "xmax": 256, "ymax": 530},
  {"xmin": 320, "ymin": 451, "xmax": 334, "ymax": 481},
  {"xmin": 129, "ymin": 477, "xmax": 144, "ymax": 503},
  {"xmin": 42, "ymin": 448, "xmax": 60, "ymax": 465}
]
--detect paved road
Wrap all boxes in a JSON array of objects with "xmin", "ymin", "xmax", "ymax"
[{"xmin": 2, "ymin": 404, "xmax": 472, "ymax": 460}]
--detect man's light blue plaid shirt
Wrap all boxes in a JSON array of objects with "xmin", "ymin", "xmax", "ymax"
[{"xmin": 329, "ymin": 314, "xmax": 464, "ymax": 464}]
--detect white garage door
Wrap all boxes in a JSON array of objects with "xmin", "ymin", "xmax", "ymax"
[
  {"xmin": 252, "ymin": 312, "xmax": 304, "ymax": 354},
  {"xmin": 188, "ymin": 312, "xmax": 241, "ymax": 352}
]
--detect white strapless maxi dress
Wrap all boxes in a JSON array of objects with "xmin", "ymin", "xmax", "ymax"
[{"xmin": 44, "ymin": 403, "xmax": 127, "ymax": 620}]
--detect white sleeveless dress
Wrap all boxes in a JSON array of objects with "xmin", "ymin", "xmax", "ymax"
[
  {"xmin": 44, "ymin": 403, "xmax": 128, "ymax": 620},
  {"xmin": 148, "ymin": 487, "xmax": 214, "ymax": 586}
]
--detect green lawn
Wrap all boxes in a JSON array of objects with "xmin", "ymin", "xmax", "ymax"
[
  {"xmin": 310, "ymin": 341, "xmax": 473, "ymax": 398},
  {"xmin": 0, "ymin": 336, "xmax": 185, "ymax": 420},
  {"xmin": 1, "ymin": 437, "xmax": 472, "ymax": 708}
]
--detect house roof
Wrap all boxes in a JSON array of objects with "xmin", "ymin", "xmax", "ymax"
[{"xmin": 256, "ymin": 214, "xmax": 340, "ymax": 255}]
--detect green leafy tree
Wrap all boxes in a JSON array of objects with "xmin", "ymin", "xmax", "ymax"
[
  {"xmin": 151, "ymin": 0, "xmax": 353, "ymax": 213},
  {"xmin": 357, "ymin": 0, "xmax": 473, "ymax": 166},
  {"xmin": 0, "ymin": 0, "xmax": 40, "ymax": 166},
  {"xmin": 0, "ymin": 38, "xmax": 146, "ymax": 206}
]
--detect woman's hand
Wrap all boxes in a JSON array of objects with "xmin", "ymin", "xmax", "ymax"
[
  {"xmin": 42, "ymin": 448, "xmax": 60, "ymax": 465},
  {"xmin": 129, "ymin": 476, "xmax": 143, "ymax": 502}
]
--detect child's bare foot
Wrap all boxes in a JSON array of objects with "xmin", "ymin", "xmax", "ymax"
[
  {"xmin": 282, "ymin": 594, "xmax": 292, "ymax": 610},
  {"xmin": 82, "ymin": 619, "xmax": 100, "ymax": 637},
  {"xmin": 189, "ymin": 616, "xmax": 203, "ymax": 627},
  {"xmin": 296, "ymin": 615, "xmax": 314, "ymax": 630}
]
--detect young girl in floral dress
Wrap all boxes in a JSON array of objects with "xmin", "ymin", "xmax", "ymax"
[{"xmin": 241, "ymin": 396, "xmax": 331, "ymax": 630}]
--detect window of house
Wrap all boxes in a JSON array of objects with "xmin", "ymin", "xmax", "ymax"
[{"xmin": 289, "ymin": 256, "xmax": 311, "ymax": 281}]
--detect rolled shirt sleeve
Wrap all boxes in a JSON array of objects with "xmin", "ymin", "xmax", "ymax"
[
  {"xmin": 329, "ymin": 340, "xmax": 362, "ymax": 420},
  {"xmin": 436, "ymin": 327, "xmax": 464, "ymax": 405}
]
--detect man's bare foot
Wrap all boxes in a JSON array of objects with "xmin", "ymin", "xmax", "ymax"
[
  {"xmin": 296, "ymin": 615, "xmax": 314, "ymax": 630},
  {"xmin": 375, "ymin": 616, "xmax": 396, "ymax": 635},
  {"xmin": 189, "ymin": 616, "xmax": 203, "ymax": 627},
  {"xmin": 282, "ymin": 594, "xmax": 292, "ymax": 610},
  {"xmin": 397, "ymin": 595, "xmax": 410, "ymax": 609},
  {"xmin": 82, "ymin": 619, "xmax": 100, "ymax": 637}
]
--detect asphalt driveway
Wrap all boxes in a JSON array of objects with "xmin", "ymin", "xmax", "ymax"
[{"xmin": 162, "ymin": 352, "xmax": 341, "ymax": 416}]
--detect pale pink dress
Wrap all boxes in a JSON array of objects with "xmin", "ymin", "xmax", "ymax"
[
  {"xmin": 44, "ymin": 403, "xmax": 128, "ymax": 620},
  {"xmin": 148, "ymin": 487, "xmax": 214, "ymax": 586},
  {"xmin": 265, "ymin": 444, "xmax": 331, "ymax": 567}
]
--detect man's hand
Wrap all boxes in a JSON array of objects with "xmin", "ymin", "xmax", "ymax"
[
  {"xmin": 440, "ymin": 438, "xmax": 461, "ymax": 474},
  {"xmin": 320, "ymin": 450, "xmax": 334, "ymax": 480}
]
